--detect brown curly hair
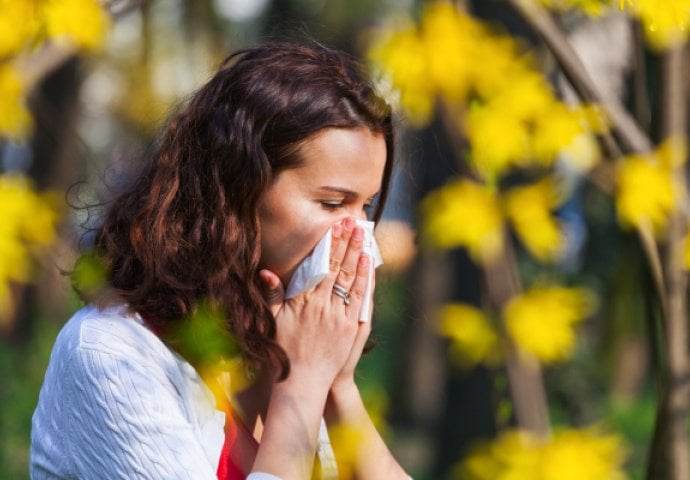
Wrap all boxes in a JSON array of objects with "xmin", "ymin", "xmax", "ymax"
[{"xmin": 90, "ymin": 42, "xmax": 394, "ymax": 378}]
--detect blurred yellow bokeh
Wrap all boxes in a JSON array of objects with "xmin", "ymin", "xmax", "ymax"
[
  {"xmin": 438, "ymin": 303, "xmax": 501, "ymax": 368},
  {"xmin": 504, "ymin": 285, "xmax": 596, "ymax": 363},
  {"xmin": 456, "ymin": 426, "xmax": 627, "ymax": 480}
]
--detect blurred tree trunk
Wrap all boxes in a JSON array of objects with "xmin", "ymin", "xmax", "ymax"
[{"xmin": 10, "ymin": 57, "xmax": 83, "ymax": 342}]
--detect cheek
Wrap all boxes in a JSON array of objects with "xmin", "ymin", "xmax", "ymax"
[{"xmin": 260, "ymin": 205, "xmax": 335, "ymax": 277}]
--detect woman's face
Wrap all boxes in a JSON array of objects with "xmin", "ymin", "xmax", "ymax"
[{"xmin": 258, "ymin": 127, "xmax": 387, "ymax": 286}]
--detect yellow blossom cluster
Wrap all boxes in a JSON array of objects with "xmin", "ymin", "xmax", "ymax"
[
  {"xmin": 504, "ymin": 285, "xmax": 596, "ymax": 363},
  {"xmin": 0, "ymin": 0, "xmax": 110, "ymax": 138},
  {"xmin": 622, "ymin": 0, "xmax": 690, "ymax": 50},
  {"xmin": 0, "ymin": 0, "xmax": 109, "ymax": 57},
  {"xmin": 0, "ymin": 65, "xmax": 32, "ymax": 140},
  {"xmin": 420, "ymin": 179, "xmax": 504, "ymax": 263},
  {"xmin": 0, "ymin": 174, "xmax": 60, "ymax": 308},
  {"xmin": 202, "ymin": 356, "xmax": 254, "ymax": 413},
  {"xmin": 325, "ymin": 388, "xmax": 391, "ymax": 478},
  {"xmin": 457, "ymin": 426, "xmax": 627, "ymax": 480},
  {"xmin": 504, "ymin": 179, "xmax": 564, "ymax": 263},
  {"xmin": 438, "ymin": 285, "xmax": 594, "ymax": 366},
  {"xmin": 616, "ymin": 140, "xmax": 683, "ymax": 235},
  {"xmin": 421, "ymin": 177, "xmax": 565, "ymax": 265},
  {"xmin": 369, "ymin": 2, "xmax": 604, "ymax": 180},
  {"xmin": 438, "ymin": 303, "xmax": 501, "ymax": 368}
]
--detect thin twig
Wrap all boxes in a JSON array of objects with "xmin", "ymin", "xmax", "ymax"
[{"xmin": 637, "ymin": 222, "xmax": 669, "ymax": 319}]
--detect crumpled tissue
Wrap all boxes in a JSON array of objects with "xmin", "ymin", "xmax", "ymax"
[{"xmin": 285, "ymin": 219, "xmax": 383, "ymax": 322}]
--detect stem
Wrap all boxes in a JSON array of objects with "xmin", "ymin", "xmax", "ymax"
[
  {"xmin": 485, "ymin": 234, "xmax": 551, "ymax": 438},
  {"xmin": 648, "ymin": 43, "xmax": 690, "ymax": 480},
  {"xmin": 506, "ymin": 0, "xmax": 652, "ymax": 154},
  {"xmin": 637, "ymin": 223, "xmax": 669, "ymax": 320}
]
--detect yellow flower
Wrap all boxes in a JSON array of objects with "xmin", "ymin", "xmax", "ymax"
[
  {"xmin": 455, "ymin": 430, "xmax": 541, "ymax": 480},
  {"xmin": 532, "ymin": 103, "xmax": 585, "ymax": 165},
  {"xmin": 504, "ymin": 285, "xmax": 595, "ymax": 363},
  {"xmin": 467, "ymin": 72, "xmax": 591, "ymax": 178},
  {"xmin": 368, "ymin": 24, "xmax": 435, "ymax": 125},
  {"xmin": 467, "ymin": 102, "xmax": 531, "ymax": 179},
  {"xmin": 0, "ymin": 0, "xmax": 42, "ymax": 58},
  {"xmin": 43, "ymin": 0, "xmax": 111, "ymax": 50},
  {"xmin": 504, "ymin": 179, "xmax": 564, "ymax": 263},
  {"xmin": 540, "ymin": 427, "xmax": 628, "ymax": 480},
  {"xmin": 455, "ymin": 427, "xmax": 627, "ymax": 480},
  {"xmin": 328, "ymin": 420, "xmax": 366, "ymax": 479},
  {"xmin": 0, "ymin": 175, "xmax": 60, "ymax": 294},
  {"xmin": 420, "ymin": 2, "xmax": 477, "ymax": 102},
  {"xmin": 616, "ymin": 149, "xmax": 677, "ymax": 234},
  {"xmin": 0, "ymin": 65, "xmax": 32, "ymax": 139},
  {"xmin": 200, "ymin": 356, "xmax": 255, "ymax": 413},
  {"xmin": 624, "ymin": 0, "xmax": 690, "ymax": 50},
  {"xmin": 421, "ymin": 179, "xmax": 504, "ymax": 264},
  {"xmin": 438, "ymin": 303, "xmax": 501, "ymax": 368},
  {"xmin": 368, "ymin": 1, "xmax": 608, "ymax": 182}
]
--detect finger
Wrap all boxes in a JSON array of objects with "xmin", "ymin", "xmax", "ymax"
[
  {"xmin": 258, "ymin": 269, "xmax": 285, "ymax": 316},
  {"xmin": 365, "ymin": 270, "xmax": 376, "ymax": 321},
  {"xmin": 328, "ymin": 222, "xmax": 343, "ymax": 271},
  {"xmin": 334, "ymin": 225, "xmax": 364, "ymax": 292},
  {"xmin": 345, "ymin": 254, "xmax": 370, "ymax": 315},
  {"xmin": 328, "ymin": 217, "xmax": 355, "ymax": 275},
  {"xmin": 353, "ymin": 317, "xmax": 372, "ymax": 350}
]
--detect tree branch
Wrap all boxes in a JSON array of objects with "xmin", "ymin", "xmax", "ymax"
[
  {"xmin": 647, "ymin": 42, "xmax": 690, "ymax": 480},
  {"xmin": 506, "ymin": 0, "xmax": 652, "ymax": 154}
]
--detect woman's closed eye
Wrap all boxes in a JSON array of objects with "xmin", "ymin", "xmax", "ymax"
[
  {"xmin": 320, "ymin": 201, "xmax": 374, "ymax": 214},
  {"xmin": 320, "ymin": 200, "xmax": 345, "ymax": 210}
]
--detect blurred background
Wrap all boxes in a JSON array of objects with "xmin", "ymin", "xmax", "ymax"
[{"xmin": 2, "ymin": 0, "xmax": 689, "ymax": 479}]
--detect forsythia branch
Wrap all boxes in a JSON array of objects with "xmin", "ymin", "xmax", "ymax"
[{"xmin": 506, "ymin": 0, "xmax": 652, "ymax": 155}]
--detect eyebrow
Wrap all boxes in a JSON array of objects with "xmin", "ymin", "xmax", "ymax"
[
  {"xmin": 318, "ymin": 186, "xmax": 380, "ymax": 201},
  {"xmin": 319, "ymin": 186, "xmax": 357, "ymax": 196}
]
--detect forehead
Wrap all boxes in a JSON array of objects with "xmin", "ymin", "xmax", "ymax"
[{"xmin": 287, "ymin": 127, "xmax": 387, "ymax": 193}]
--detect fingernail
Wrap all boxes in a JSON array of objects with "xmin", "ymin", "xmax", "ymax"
[
  {"xmin": 352, "ymin": 227, "xmax": 364, "ymax": 241},
  {"xmin": 332, "ymin": 224, "xmax": 342, "ymax": 238},
  {"xmin": 359, "ymin": 254, "xmax": 369, "ymax": 267},
  {"xmin": 343, "ymin": 218, "xmax": 355, "ymax": 231}
]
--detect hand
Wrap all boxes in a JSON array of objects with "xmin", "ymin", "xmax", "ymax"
[
  {"xmin": 258, "ymin": 218, "xmax": 371, "ymax": 389},
  {"xmin": 330, "ymin": 267, "xmax": 375, "ymax": 394}
]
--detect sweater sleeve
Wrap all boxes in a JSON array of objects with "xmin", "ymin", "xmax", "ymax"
[{"xmin": 64, "ymin": 345, "xmax": 219, "ymax": 480}]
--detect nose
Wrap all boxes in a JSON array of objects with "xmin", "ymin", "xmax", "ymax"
[
  {"xmin": 335, "ymin": 210, "xmax": 366, "ymax": 227},
  {"xmin": 345, "ymin": 206, "xmax": 368, "ymax": 222}
]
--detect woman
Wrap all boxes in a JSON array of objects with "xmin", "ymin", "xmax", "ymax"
[{"xmin": 30, "ymin": 42, "xmax": 411, "ymax": 480}]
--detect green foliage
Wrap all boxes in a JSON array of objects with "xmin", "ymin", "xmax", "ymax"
[{"xmin": 0, "ymin": 317, "xmax": 63, "ymax": 479}]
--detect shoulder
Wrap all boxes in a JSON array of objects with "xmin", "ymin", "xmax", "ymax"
[
  {"xmin": 55, "ymin": 303, "xmax": 164, "ymax": 359},
  {"xmin": 32, "ymin": 304, "xmax": 226, "ymax": 478},
  {"xmin": 39, "ymin": 303, "xmax": 191, "ymax": 420}
]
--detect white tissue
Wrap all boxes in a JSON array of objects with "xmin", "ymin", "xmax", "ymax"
[{"xmin": 285, "ymin": 219, "xmax": 383, "ymax": 322}]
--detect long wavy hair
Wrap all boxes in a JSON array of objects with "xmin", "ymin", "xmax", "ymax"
[{"xmin": 90, "ymin": 42, "xmax": 394, "ymax": 378}]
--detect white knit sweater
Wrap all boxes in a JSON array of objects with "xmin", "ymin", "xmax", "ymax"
[{"xmin": 31, "ymin": 304, "xmax": 228, "ymax": 479}]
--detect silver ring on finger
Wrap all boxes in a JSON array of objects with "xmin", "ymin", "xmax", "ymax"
[{"xmin": 332, "ymin": 283, "xmax": 351, "ymax": 305}]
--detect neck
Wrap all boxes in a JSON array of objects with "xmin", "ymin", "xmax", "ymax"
[{"xmin": 233, "ymin": 364, "xmax": 275, "ymax": 441}]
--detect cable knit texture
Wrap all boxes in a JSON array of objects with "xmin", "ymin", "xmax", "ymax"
[{"xmin": 30, "ymin": 304, "xmax": 226, "ymax": 480}]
